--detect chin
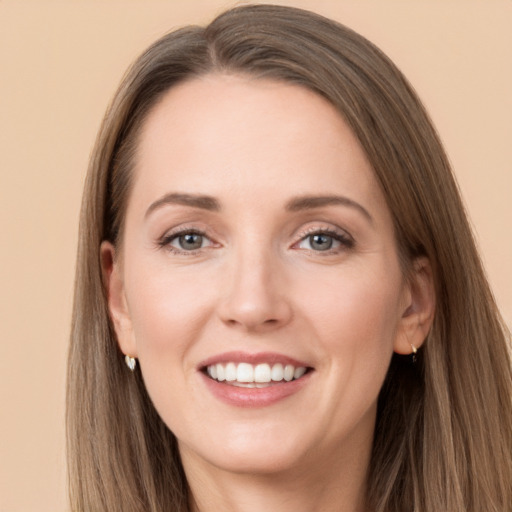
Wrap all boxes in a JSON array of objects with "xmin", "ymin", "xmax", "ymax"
[{"xmin": 178, "ymin": 422, "xmax": 315, "ymax": 476}]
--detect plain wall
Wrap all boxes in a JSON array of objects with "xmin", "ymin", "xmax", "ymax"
[{"xmin": 1, "ymin": 1, "xmax": 510, "ymax": 510}]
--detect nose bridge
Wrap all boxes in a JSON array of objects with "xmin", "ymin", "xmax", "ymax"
[
  {"xmin": 236, "ymin": 243, "xmax": 275, "ymax": 296},
  {"xmin": 218, "ymin": 234, "xmax": 291, "ymax": 330}
]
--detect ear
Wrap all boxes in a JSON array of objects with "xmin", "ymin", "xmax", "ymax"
[
  {"xmin": 394, "ymin": 257, "xmax": 436, "ymax": 355},
  {"xmin": 100, "ymin": 241, "xmax": 138, "ymax": 358}
]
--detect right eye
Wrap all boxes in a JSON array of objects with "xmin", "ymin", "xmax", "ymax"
[
  {"xmin": 171, "ymin": 232, "xmax": 207, "ymax": 251},
  {"xmin": 159, "ymin": 230, "xmax": 214, "ymax": 253},
  {"xmin": 299, "ymin": 233, "xmax": 339, "ymax": 251}
]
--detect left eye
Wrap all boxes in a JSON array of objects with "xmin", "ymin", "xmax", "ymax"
[
  {"xmin": 296, "ymin": 229, "xmax": 356, "ymax": 252},
  {"xmin": 169, "ymin": 232, "xmax": 211, "ymax": 251},
  {"xmin": 298, "ymin": 233, "xmax": 339, "ymax": 251}
]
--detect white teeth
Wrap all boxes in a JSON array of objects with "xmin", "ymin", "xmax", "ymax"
[
  {"xmin": 271, "ymin": 363, "xmax": 284, "ymax": 381},
  {"xmin": 237, "ymin": 363, "xmax": 254, "ymax": 383},
  {"xmin": 206, "ymin": 362, "xmax": 308, "ymax": 384},
  {"xmin": 225, "ymin": 362, "xmax": 237, "ymax": 382},
  {"xmin": 284, "ymin": 364, "xmax": 295, "ymax": 382},
  {"xmin": 254, "ymin": 363, "xmax": 271, "ymax": 383},
  {"xmin": 216, "ymin": 364, "xmax": 225, "ymax": 382},
  {"xmin": 231, "ymin": 381, "xmax": 269, "ymax": 388},
  {"xmin": 294, "ymin": 366, "xmax": 306, "ymax": 379}
]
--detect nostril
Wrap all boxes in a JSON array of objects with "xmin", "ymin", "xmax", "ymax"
[{"xmin": 223, "ymin": 316, "xmax": 285, "ymax": 331}]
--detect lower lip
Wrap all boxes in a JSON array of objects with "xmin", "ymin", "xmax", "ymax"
[{"xmin": 200, "ymin": 371, "xmax": 313, "ymax": 408}]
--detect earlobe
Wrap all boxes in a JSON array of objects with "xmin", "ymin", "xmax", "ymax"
[
  {"xmin": 100, "ymin": 241, "xmax": 138, "ymax": 358},
  {"xmin": 394, "ymin": 257, "xmax": 436, "ymax": 356}
]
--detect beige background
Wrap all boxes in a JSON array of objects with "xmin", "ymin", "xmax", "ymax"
[{"xmin": 1, "ymin": 1, "xmax": 510, "ymax": 510}]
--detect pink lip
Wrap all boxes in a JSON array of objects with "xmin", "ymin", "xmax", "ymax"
[
  {"xmin": 197, "ymin": 351, "xmax": 314, "ymax": 408},
  {"xmin": 198, "ymin": 351, "xmax": 311, "ymax": 369},
  {"xmin": 199, "ymin": 370, "xmax": 313, "ymax": 408}
]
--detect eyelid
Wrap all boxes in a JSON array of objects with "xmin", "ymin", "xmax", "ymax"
[
  {"xmin": 157, "ymin": 225, "xmax": 219, "ymax": 254},
  {"xmin": 155, "ymin": 222, "xmax": 354, "ymax": 255},
  {"xmin": 292, "ymin": 224, "xmax": 355, "ymax": 251}
]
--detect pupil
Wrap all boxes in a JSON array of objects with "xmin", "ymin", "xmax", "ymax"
[
  {"xmin": 180, "ymin": 233, "xmax": 202, "ymax": 250},
  {"xmin": 311, "ymin": 234, "xmax": 332, "ymax": 251}
]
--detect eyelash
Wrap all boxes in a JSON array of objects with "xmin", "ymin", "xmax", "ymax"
[
  {"xmin": 293, "ymin": 227, "xmax": 355, "ymax": 254},
  {"xmin": 157, "ymin": 227, "xmax": 214, "ymax": 255},
  {"xmin": 157, "ymin": 226, "xmax": 355, "ymax": 255}
]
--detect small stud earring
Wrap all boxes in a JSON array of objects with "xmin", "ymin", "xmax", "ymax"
[
  {"xmin": 125, "ymin": 355, "xmax": 137, "ymax": 371},
  {"xmin": 411, "ymin": 344, "xmax": 418, "ymax": 363}
]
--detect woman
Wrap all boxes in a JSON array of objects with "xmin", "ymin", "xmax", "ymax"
[{"xmin": 67, "ymin": 4, "xmax": 512, "ymax": 511}]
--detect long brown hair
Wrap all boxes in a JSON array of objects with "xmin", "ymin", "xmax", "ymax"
[{"xmin": 67, "ymin": 5, "xmax": 512, "ymax": 511}]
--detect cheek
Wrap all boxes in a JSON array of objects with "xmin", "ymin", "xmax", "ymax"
[
  {"xmin": 297, "ymin": 259, "xmax": 403, "ymax": 362},
  {"xmin": 124, "ymin": 258, "xmax": 216, "ymax": 362},
  {"xmin": 122, "ymin": 260, "xmax": 219, "ymax": 428},
  {"xmin": 293, "ymin": 262, "xmax": 403, "ymax": 431}
]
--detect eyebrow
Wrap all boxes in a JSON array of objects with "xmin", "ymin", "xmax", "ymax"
[
  {"xmin": 144, "ymin": 192, "xmax": 372, "ymax": 224},
  {"xmin": 285, "ymin": 195, "xmax": 373, "ymax": 223},
  {"xmin": 145, "ymin": 193, "xmax": 221, "ymax": 218}
]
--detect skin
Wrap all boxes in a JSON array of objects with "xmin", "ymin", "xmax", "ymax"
[{"xmin": 102, "ymin": 75, "xmax": 435, "ymax": 512}]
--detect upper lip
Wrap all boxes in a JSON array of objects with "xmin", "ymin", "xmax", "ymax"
[{"xmin": 198, "ymin": 351, "xmax": 312, "ymax": 370}]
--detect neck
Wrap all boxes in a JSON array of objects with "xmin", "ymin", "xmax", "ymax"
[{"xmin": 183, "ymin": 436, "xmax": 371, "ymax": 512}]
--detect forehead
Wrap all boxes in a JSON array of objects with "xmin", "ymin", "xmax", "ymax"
[{"xmin": 129, "ymin": 74, "xmax": 387, "ymax": 218}]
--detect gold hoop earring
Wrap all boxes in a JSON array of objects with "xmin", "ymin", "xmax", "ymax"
[{"xmin": 125, "ymin": 355, "xmax": 137, "ymax": 371}]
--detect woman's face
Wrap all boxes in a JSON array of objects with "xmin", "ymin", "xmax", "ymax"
[{"xmin": 105, "ymin": 75, "xmax": 418, "ymax": 477}]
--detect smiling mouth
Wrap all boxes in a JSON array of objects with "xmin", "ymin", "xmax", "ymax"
[{"xmin": 203, "ymin": 362, "xmax": 312, "ymax": 388}]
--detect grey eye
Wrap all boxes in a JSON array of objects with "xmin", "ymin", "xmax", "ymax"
[
  {"xmin": 173, "ymin": 233, "xmax": 205, "ymax": 250},
  {"xmin": 308, "ymin": 234, "xmax": 334, "ymax": 251},
  {"xmin": 296, "ymin": 231, "xmax": 350, "ymax": 252}
]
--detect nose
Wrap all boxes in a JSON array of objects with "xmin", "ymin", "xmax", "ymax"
[{"xmin": 217, "ymin": 246, "xmax": 293, "ymax": 333}]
